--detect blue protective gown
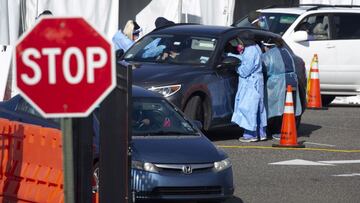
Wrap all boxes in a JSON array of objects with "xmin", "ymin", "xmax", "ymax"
[
  {"xmin": 262, "ymin": 46, "xmax": 302, "ymax": 118},
  {"xmin": 112, "ymin": 30, "xmax": 134, "ymax": 52},
  {"xmin": 231, "ymin": 44, "xmax": 267, "ymax": 133}
]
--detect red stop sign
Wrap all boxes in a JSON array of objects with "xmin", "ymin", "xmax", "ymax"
[{"xmin": 15, "ymin": 17, "xmax": 115, "ymax": 118}]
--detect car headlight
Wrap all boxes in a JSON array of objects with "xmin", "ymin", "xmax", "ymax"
[
  {"xmin": 214, "ymin": 158, "xmax": 232, "ymax": 172},
  {"xmin": 132, "ymin": 161, "xmax": 159, "ymax": 173},
  {"xmin": 148, "ymin": 84, "xmax": 181, "ymax": 97}
]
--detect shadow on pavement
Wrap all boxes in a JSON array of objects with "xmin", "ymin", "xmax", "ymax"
[
  {"xmin": 136, "ymin": 195, "xmax": 244, "ymax": 203},
  {"xmin": 225, "ymin": 196, "xmax": 244, "ymax": 203},
  {"xmin": 206, "ymin": 126, "xmax": 243, "ymax": 142},
  {"xmin": 297, "ymin": 123, "xmax": 322, "ymax": 137},
  {"xmin": 329, "ymin": 104, "xmax": 360, "ymax": 108},
  {"xmin": 205, "ymin": 122, "xmax": 322, "ymax": 141}
]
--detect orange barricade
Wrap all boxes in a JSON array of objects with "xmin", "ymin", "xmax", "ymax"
[{"xmin": 0, "ymin": 118, "xmax": 64, "ymax": 203}]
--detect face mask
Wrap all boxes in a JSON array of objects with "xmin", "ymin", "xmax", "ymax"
[{"xmin": 237, "ymin": 45, "xmax": 244, "ymax": 54}]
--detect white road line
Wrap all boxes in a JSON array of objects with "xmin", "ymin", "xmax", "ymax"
[
  {"xmin": 269, "ymin": 159, "xmax": 334, "ymax": 166},
  {"xmin": 319, "ymin": 160, "xmax": 360, "ymax": 164},
  {"xmin": 332, "ymin": 173, "xmax": 360, "ymax": 177},
  {"xmin": 304, "ymin": 142, "xmax": 336, "ymax": 147}
]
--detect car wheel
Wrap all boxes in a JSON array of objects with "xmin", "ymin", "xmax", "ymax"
[
  {"xmin": 197, "ymin": 200, "xmax": 223, "ymax": 203},
  {"xmin": 296, "ymin": 115, "xmax": 301, "ymax": 129},
  {"xmin": 321, "ymin": 95, "xmax": 335, "ymax": 107},
  {"xmin": 184, "ymin": 95, "xmax": 204, "ymax": 126},
  {"xmin": 92, "ymin": 162, "xmax": 99, "ymax": 193}
]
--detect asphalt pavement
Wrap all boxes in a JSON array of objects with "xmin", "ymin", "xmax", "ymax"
[{"xmin": 210, "ymin": 104, "xmax": 360, "ymax": 203}]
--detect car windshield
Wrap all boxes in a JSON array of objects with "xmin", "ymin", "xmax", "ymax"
[
  {"xmin": 124, "ymin": 34, "xmax": 217, "ymax": 65},
  {"xmin": 132, "ymin": 98, "xmax": 197, "ymax": 136},
  {"xmin": 235, "ymin": 13, "xmax": 299, "ymax": 35}
]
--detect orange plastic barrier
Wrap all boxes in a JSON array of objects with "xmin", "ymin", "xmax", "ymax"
[{"xmin": 0, "ymin": 118, "xmax": 64, "ymax": 202}]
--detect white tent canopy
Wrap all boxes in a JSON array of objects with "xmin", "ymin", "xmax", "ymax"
[{"xmin": 136, "ymin": 0, "xmax": 235, "ymax": 35}]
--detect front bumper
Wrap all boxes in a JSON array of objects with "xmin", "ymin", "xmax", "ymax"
[{"xmin": 131, "ymin": 167, "xmax": 234, "ymax": 200}]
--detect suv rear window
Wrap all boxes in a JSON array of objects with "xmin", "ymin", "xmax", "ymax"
[
  {"xmin": 234, "ymin": 13, "xmax": 299, "ymax": 35},
  {"xmin": 333, "ymin": 13, "xmax": 360, "ymax": 39}
]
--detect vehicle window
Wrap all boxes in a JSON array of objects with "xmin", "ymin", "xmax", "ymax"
[
  {"xmin": 222, "ymin": 37, "xmax": 242, "ymax": 59},
  {"xmin": 132, "ymin": 98, "xmax": 197, "ymax": 136},
  {"xmin": 235, "ymin": 13, "xmax": 299, "ymax": 35},
  {"xmin": 124, "ymin": 34, "xmax": 217, "ymax": 65},
  {"xmin": 16, "ymin": 99, "xmax": 41, "ymax": 117},
  {"xmin": 333, "ymin": 13, "xmax": 360, "ymax": 39},
  {"xmin": 295, "ymin": 14, "xmax": 330, "ymax": 41}
]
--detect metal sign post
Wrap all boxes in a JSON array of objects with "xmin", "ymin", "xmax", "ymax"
[
  {"xmin": 61, "ymin": 118, "xmax": 75, "ymax": 203},
  {"xmin": 99, "ymin": 64, "xmax": 132, "ymax": 203}
]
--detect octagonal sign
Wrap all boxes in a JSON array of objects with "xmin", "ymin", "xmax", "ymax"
[{"xmin": 15, "ymin": 17, "xmax": 115, "ymax": 118}]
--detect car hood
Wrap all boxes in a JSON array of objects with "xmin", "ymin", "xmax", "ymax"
[
  {"xmin": 132, "ymin": 62, "xmax": 209, "ymax": 87},
  {"xmin": 131, "ymin": 135, "xmax": 225, "ymax": 164}
]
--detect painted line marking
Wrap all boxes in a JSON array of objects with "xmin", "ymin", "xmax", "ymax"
[
  {"xmin": 269, "ymin": 159, "xmax": 334, "ymax": 166},
  {"xmin": 269, "ymin": 159, "xmax": 360, "ymax": 166},
  {"xmin": 332, "ymin": 173, "xmax": 360, "ymax": 177},
  {"xmin": 217, "ymin": 145, "xmax": 360, "ymax": 153},
  {"xmin": 304, "ymin": 142, "xmax": 336, "ymax": 147},
  {"xmin": 319, "ymin": 160, "xmax": 360, "ymax": 164}
]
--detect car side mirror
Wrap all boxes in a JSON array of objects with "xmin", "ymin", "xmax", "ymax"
[
  {"xmin": 115, "ymin": 49, "xmax": 125, "ymax": 61},
  {"xmin": 217, "ymin": 56, "xmax": 240, "ymax": 68},
  {"xmin": 292, "ymin": 31, "xmax": 309, "ymax": 42},
  {"xmin": 191, "ymin": 120, "xmax": 203, "ymax": 130}
]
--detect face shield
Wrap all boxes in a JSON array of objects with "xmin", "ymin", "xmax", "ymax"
[{"xmin": 251, "ymin": 16, "xmax": 269, "ymax": 30}]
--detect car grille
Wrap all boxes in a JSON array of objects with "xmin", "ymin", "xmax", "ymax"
[
  {"xmin": 153, "ymin": 186, "xmax": 222, "ymax": 195},
  {"xmin": 154, "ymin": 163, "xmax": 214, "ymax": 173}
]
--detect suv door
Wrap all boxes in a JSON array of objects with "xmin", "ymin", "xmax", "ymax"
[
  {"xmin": 331, "ymin": 12, "xmax": 360, "ymax": 93},
  {"xmin": 285, "ymin": 13, "xmax": 336, "ymax": 92}
]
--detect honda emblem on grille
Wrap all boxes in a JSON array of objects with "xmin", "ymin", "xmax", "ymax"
[{"xmin": 182, "ymin": 165, "xmax": 192, "ymax": 174}]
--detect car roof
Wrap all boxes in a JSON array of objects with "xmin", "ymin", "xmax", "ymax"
[
  {"xmin": 149, "ymin": 24, "xmax": 281, "ymax": 40},
  {"xmin": 151, "ymin": 24, "xmax": 236, "ymax": 37},
  {"xmin": 132, "ymin": 85, "xmax": 162, "ymax": 98},
  {"xmin": 259, "ymin": 5, "xmax": 360, "ymax": 15},
  {"xmin": 259, "ymin": 7, "xmax": 309, "ymax": 15}
]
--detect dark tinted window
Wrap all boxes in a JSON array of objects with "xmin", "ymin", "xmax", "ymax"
[
  {"xmin": 235, "ymin": 13, "xmax": 299, "ymax": 35},
  {"xmin": 124, "ymin": 34, "xmax": 217, "ymax": 65},
  {"xmin": 132, "ymin": 98, "xmax": 197, "ymax": 136},
  {"xmin": 333, "ymin": 13, "xmax": 360, "ymax": 39}
]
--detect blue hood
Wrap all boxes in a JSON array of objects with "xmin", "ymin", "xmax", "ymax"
[{"xmin": 131, "ymin": 135, "xmax": 225, "ymax": 164}]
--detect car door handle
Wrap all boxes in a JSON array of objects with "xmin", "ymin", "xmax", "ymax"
[{"xmin": 326, "ymin": 44, "xmax": 335, "ymax": 48}]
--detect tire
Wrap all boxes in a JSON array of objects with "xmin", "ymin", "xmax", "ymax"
[
  {"xmin": 197, "ymin": 200, "xmax": 223, "ymax": 203},
  {"xmin": 321, "ymin": 95, "xmax": 336, "ymax": 107},
  {"xmin": 296, "ymin": 116, "xmax": 301, "ymax": 130},
  {"xmin": 184, "ymin": 96, "xmax": 204, "ymax": 126}
]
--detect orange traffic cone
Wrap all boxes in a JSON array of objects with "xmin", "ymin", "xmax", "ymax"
[
  {"xmin": 273, "ymin": 85, "xmax": 305, "ymax": 148},
  {"xmin": 307, "ymin": 54, "xmax": 325, "ymax": 109},
  {"xmin": 306, "ymin": 54, "xmax": 316, "ymax": 96},
  {"xmin": 92, "ymin": 192, "xmax": 99, "ymax": 203}
]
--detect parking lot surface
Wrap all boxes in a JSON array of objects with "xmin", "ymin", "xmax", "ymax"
[{"xmin": 212, "ymin": 104, "xmax": 360, "ymax": 203}]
